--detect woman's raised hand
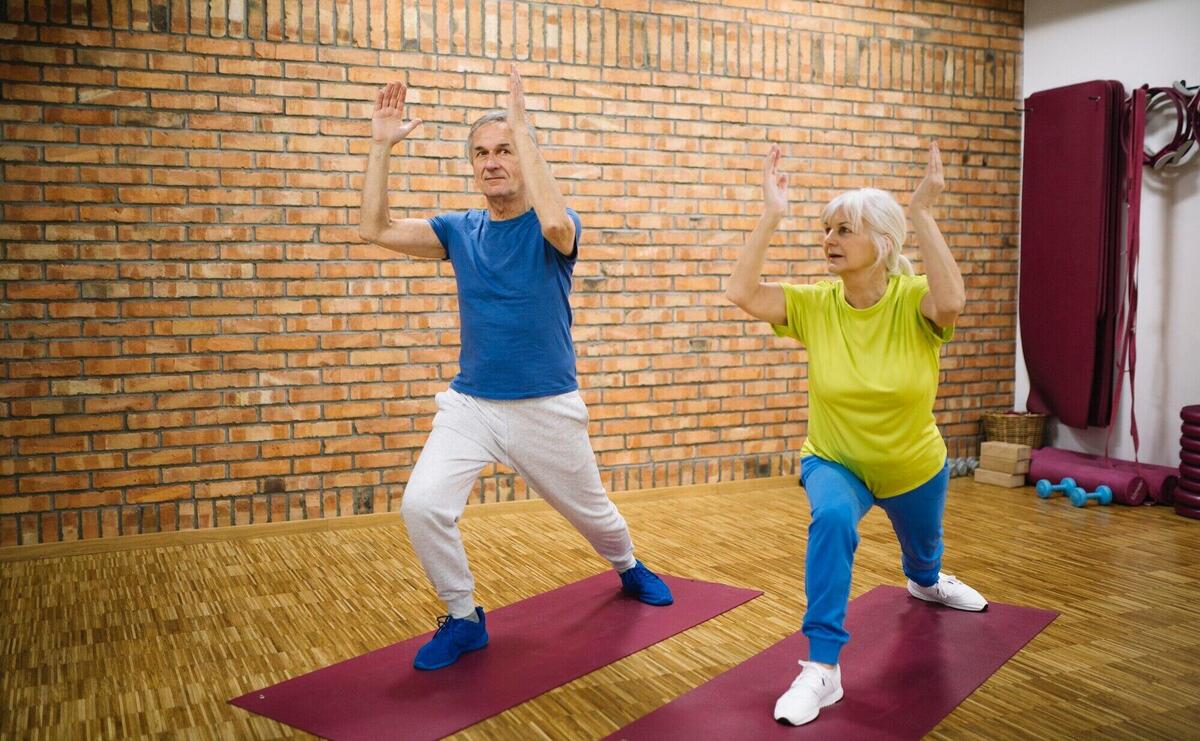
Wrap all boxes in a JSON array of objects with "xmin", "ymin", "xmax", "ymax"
[
  {"xmin": 910, "ymin": 141, "xmax": 944, "ymax": 212},
  {"xmin": 763, "ymin": 144, "xmax": 789, "ymax": 218}
]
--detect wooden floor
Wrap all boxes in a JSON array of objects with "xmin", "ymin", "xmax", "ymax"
[{"xmin": 2, "ymin": 476, "xmax": 1199, "ymax": 739}]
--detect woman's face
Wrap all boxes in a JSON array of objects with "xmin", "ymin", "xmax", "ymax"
[{"xmin": 822, "ymin": 210, "xmax": 879, "ymax": 276}]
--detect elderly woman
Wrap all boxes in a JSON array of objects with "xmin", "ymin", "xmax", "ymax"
[{"xmin": 726, "ymin": 143, "xmax": 988, "ymax": 726}]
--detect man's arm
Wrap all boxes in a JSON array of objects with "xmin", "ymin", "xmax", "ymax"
[
  {"xmin": 506, "ymin": 67, "xmax": 577, "ymax": 257},
  {"xmin": 358, "ymin": 82, "xmax": 446, "ymax": 259}
]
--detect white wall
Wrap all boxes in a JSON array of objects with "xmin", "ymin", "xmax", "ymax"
[{"xmin": 1020, "ymin": 0, "xmax": 1200, "ymax": 466}]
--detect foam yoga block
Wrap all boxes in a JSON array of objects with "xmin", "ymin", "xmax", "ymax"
[{"xmin": 1028, "ymin": 448, "xmax": 1150, "ymax": 506}]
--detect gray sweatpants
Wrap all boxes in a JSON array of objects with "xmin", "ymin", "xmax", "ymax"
[{"xmin": 401, "ymin": 387, "xmax": 637, "ymax": 617}]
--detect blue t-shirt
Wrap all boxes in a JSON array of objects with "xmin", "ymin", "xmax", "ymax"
[{"xmin": 428, "ymin": 207, "xmax": 582, "ymax": 399}]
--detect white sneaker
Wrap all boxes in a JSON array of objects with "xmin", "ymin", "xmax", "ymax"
[
  {"xmin": 773, "ymin": 660, "xmax": 843, "ymax": 726},
  {"xmin": 907, "ymin": 572, "xmax": 988, "ymax": 611}
]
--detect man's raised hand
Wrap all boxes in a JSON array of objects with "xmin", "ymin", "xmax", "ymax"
[
  {"xmin": 372, "ymin": 82, "xmax": 423, "ymax": 146},
  {"xmin": 507, "ymin": 67, "xmax": 528, "ymax": 130}
]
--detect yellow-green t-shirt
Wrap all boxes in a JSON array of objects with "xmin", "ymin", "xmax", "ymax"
[{"xmin": 772, "ymin": 274, "xmax": 952, "ymax": 498}]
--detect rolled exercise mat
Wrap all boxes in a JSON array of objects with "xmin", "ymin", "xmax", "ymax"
[
  {"xmin": 1182, "ymin": 405, "xmax": 1200, "ymax": 424},
  {"xmin": 1181, "ymin": 436, "xmax": 1200, "ymax": 454},
  {"xmin": 1181, "ymin": 450, "xmax": 1200, "ymax": 467},
  {"xmin": 1028, "ymin": 446, "xmax": 1180, "ymax": 504},
  {"xmin": 1022, "ymin": 443, "xmax": 1180, "ymax": 501},
  {"xmin": 604, "ymin": 586, "xmax": 1057, "ymax": 741},
  {"xmin": 229, "ymin": 573, "xmax": 760, "ymax": 741},
  {"xmin": 1028, "ymin": 447, "xmax": 1150, "ymax": 505}
]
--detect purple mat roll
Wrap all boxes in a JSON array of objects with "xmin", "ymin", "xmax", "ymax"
[
  {"xmin": 1022, "ymin": 443, "xmax": 1180, "ymax": 501},
  {"xmin": 1181, "ymin": 450, "xmax": 1200, "ymax": 467},
  {"xmin": 1028, "ymin": 448, "xmax": 1150, "ymax": 506},
  {"xmin": 1182, "ymin": 405, "xmax": 1200, "ymax": 424},
  {"xmin": 1181, "ymin": 436, "xmax": 1200, "ymax": 454}
]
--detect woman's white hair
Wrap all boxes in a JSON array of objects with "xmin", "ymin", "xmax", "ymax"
[{"xmin": 821, "ymin": 188, "xmax": 914, "ymax": 277}]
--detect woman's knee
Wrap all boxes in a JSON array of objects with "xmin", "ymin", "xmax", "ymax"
[{"xmin": 810, "ymin": 500, "xmax": 859, "ymax": 535}]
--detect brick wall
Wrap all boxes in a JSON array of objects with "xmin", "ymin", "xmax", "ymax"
[{"xmin": 0, "ymin": 0, "xmax": 1024, "ymax": 546}]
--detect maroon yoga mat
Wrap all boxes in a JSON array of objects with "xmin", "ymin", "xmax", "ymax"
[
  {"xmin": 229, "ymin": 573, "xmax": 760, "ymax": 740},
  {"xmin": 1020, "ymin": 80, "xmax": 1126, "ymax": 429},
  {"xmin": 607, "ymin": 586, "xmax": 1057, "ymax": 741}
]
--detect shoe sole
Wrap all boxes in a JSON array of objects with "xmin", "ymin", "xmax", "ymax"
[
  {"xmin": 907, "ymin": 586, "xmax": 988, "ymax": 612},
  {"xmin": 774, "ymin": 687, "xmax": 844, "ymax": 726},
  {"xmin": 412, "ymin": 638, "xmax": 489, "ymax": 671}
]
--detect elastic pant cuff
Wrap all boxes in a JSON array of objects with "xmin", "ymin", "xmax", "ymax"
[
  {"xmin": 610, "ymin": 551, "xmax": 637, "ymax": 572},
  {"xmin": 446, "ymin": 596, "xmax": 477, "ymax": 619},
  {"xmin": 808, "ymin": 638, "xmax": 845, "ymax": 666}
]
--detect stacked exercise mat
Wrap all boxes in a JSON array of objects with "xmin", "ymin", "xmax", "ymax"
[
  {"xmin": 1177, "ymin": 405, "xmax": 1200, "ymax": 520},
  {"xmin": 1019, "ymin": 80, "xmax": 1143, "ymax": 429}
]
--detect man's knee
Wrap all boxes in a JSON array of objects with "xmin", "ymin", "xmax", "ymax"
[{"xmin": 400, "ymin": 478, "xmax": 439, "ymax": 526}]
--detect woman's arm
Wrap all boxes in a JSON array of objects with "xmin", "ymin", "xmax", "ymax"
[
  {"xmin": 725, "ymin": 144, "xmax": 788, "ymax": 325},
  {"xmin": 911, "ymin": 142, "xmax": 965, "ymax": 329}
]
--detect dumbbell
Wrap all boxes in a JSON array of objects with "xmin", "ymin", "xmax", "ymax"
[
  {"xmin": 1035, "ymin": 477, "xmax": 1076, "ymax": 499},
  {"xmin": 1068, "ymin": 485, "xmax": 1113, "ymax": 507}
]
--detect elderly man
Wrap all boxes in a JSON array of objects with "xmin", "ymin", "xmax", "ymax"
[{"xmin": 358, "ymin": 69, "xmax": 672, "ymax": 671}]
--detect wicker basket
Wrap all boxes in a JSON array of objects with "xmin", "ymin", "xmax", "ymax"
[{"xmin": 982, "ymin": 412, "xmax": 1047, "ymax": 448}]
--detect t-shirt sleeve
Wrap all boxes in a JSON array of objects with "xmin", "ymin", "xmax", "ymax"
[
  {"xmin": 428, "ymin": 212, "xmax": 464, "ymax": 260},
  {"xmin": 560, "ymin": 208, "xmax": 582, "ymax": 261},
  {"xmin": 771, "ymin": 282, "xmax": 814, "ymax": 344},
  {"xmin": 907, "ymin": 275, "xmax": 954, "ymax": 345}
]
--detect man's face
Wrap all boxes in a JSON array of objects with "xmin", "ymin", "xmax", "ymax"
[{"xmin": 469, "ymin": 121, "xmax": 524, "ymax": 199}]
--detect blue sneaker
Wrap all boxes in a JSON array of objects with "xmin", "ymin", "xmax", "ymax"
[
  {"xmin": 619, "ymin": 561, "xmax": 674, "ymax": 606},
  {"xmin": 412, "ymin": 607, "xmax": 488, "ymax": 670}
]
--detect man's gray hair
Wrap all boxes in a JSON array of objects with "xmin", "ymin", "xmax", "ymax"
[{"xmin": 465, "ymin": 111, "xmax": 538, "ymax": 159}]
